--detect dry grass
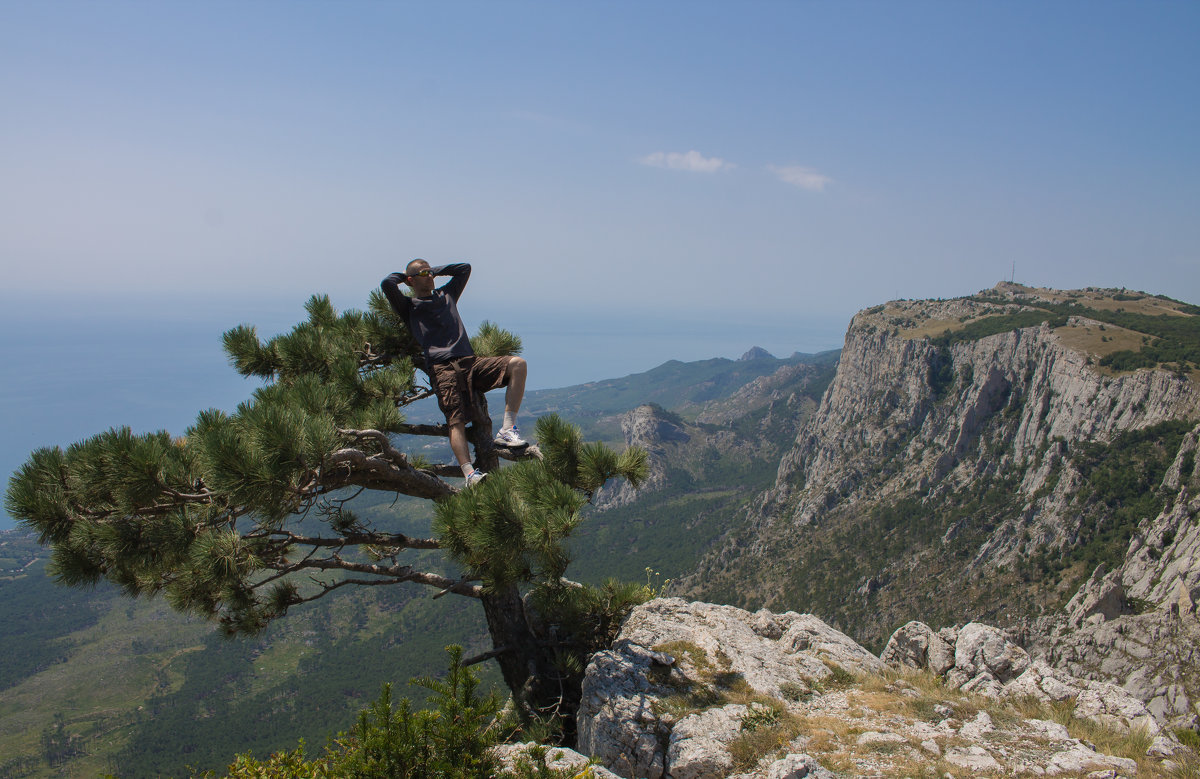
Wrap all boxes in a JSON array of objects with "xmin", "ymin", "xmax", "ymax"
[
  {"xmin": 727, "ymin": 709, "xmax": 805, "ymax": 772},
  {"xmin": 1053, "ymin": 320, "xmax": 1149, "ymax": 363},
  {"xmin": 650, "ymin": 640, "xmax": 789, "ymax": 720},
  {"xmin": 1164, "ymin": 750, "xmax": 1200, "ymax": 779},
  {"xmin": 645, "ymin": 650, "xmax": 1189, "ymax": 778},
  {"xmin": 898, "ymin": 318, "xmax": 976, "ymax": 340},
  {"xmin": 805, "ymin": 667, "xmax": 1185, "ymax": 778}
]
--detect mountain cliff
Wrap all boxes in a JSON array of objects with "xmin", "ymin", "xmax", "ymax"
[{"xmin": 681, "ymin": 283, "xmax": 1200, "ymax": 662}]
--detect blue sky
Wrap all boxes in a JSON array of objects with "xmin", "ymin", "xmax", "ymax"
[
  {"xmin": 2, "ymin": 1, "xmax": 1199, "ymax": 526},
  {"xmin": 5, "ymin": 1, "xmax": 1197, "ymax": 313}
]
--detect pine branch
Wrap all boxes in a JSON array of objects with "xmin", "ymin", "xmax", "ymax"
[
  {"xmin": 324, "ymin": 429, "xmax": 456, "ymax": 499},
  {"xmin": 462, "ymin": 646, "xmax": 510, "ymax": 666},
  {"xmin": 284, "ymin": 576, "xmax": 416, "ymax": 606},
  {"xmin": 276, "ymin": 556, "xmax": 483, "ymax": 598},
  {"xmin": 428, "ymin": 463, "xmax": 467, "ymax": 478},
  {"xmin": 252, "ymin": 528, "xmax": 441, "ymax": 550},
  {"xmin": 397, "ymin": 422, "xmax": 451, "ymax": 438},
  {"xmin": 497, "ymin": 444, "xmax": 543, "ymax": 463}
]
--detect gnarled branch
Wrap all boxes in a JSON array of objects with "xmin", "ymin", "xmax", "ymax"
[
  {"xmin": 323, "ymin": 431, "xmax": 456, "ymax": 499},
  {"xmin": 251, "ymin": 528, "xmax": 441, "ymax": 550},
  {"xmin": 272, "ymin": 556, "xmax": 483, "ymax": 599}
]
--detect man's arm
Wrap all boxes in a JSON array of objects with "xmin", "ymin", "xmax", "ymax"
[
  {"xmin": 433, "ymin": 263, "xmax": 471, "ymax": 302},
  {"xmin": 380, "ymin": 273, "xmax": 412, "ymax": 318}
]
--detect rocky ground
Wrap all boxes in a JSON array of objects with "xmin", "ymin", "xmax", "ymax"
[{"xmin": 565, "ymin": 598, "xmax": 1197, "ymax": 779}]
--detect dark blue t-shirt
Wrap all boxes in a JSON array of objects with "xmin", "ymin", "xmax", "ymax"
[{"xmin": 381, "ymin": 263, "xmax": 474, "ymax": 365}]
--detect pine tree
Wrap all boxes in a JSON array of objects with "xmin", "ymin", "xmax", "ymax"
[{"xmin": 5, "ymin": 291, "xmax": 648, "ymax": 735}]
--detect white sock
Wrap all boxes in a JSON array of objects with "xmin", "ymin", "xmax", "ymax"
[
  {"xmin": 461, "ymin": 463, "xmax": 476, "ymax": 478},
  {"xmin": 503, "ymin": 411, "xmax": 517, "ymax": 431}
]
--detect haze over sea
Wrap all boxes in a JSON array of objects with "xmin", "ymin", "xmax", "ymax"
[{"xmin": 0, "ymin": 293, "xmax": 847, "ymax": 531}]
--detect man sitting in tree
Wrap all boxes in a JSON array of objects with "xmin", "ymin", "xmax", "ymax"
[{"xmin": 381, "ymin": 260, "xmax": 528, "ymax": 486}]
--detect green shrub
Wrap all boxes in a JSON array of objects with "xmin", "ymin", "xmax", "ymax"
[{"xmin": 194, "ymin": 646, "xmax": 579, "ymax": 779}]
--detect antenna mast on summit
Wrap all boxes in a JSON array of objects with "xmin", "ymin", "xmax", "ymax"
[{"xmin": 1010, "ymin": 261, "xmax": 1015, "ymax": 283}]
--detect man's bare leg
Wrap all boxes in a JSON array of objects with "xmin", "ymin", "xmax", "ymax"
[
  {"xmin": 449, "ymin": 422, "xmax": 475, "ymax": 477},
  {"xmin": 503, "ymin": 356, "xmax": 527, "ymax": 431}
]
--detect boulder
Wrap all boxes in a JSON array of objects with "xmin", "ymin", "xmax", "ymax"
[
  {"xmin": 945, "ymin": 622, "xmax": 1031, "ymax": 688},
  {"xmin": 879, "ymin": 620, "xmax": 955, "ymax": 675}
]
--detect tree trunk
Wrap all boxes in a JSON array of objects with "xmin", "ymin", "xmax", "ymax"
[
  {"xmin": 478, "ymin": 585, "xmax": 574, "ymax": 737},
  {"xmin": 469, "ymin": 394, "xmax": 500, "ymax": 472}
]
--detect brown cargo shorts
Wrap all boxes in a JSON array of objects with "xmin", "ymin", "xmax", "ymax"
[{"xmin": 429, "ymin": 355, "xmax": 514, "ymax": 427}]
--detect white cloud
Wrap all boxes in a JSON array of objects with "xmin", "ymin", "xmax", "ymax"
[
  {"xmin": 639, "ymin": 150, "xmax": 733, "ymax": 173},
  {"xmin": 769, "ymin": 165, "xmax": 833, "ymax": 192}
]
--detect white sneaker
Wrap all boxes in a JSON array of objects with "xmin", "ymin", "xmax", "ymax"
[
  {"xmin": 494, "ymin": 426, "xmax": 528, "ymax": 448},
  {"xmin": 465, "ymin": 470, "xmax": 487, "ymax": 487}
]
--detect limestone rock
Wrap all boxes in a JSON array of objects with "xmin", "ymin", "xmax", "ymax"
[
  {"xmin": 879, "ymin": 620, "xmax": 955, "ymax": 675},
  {"xmin": 577, "ymin": 640, "xmax": 671, "ymax": 779},
  {"xmin": 777, "ymin": 613, "xmax": 886, "ymax": 677},
  {"xmin": 680, "ymin": 285, "xmax": 1200, "ymax": 657},
  {"xmin": 945, "ymin": 622, "xmax": 1031, "ymax": 689},
  {"xmin": 1065, "ymin": 565, "xmax": 1128, "ymax": 628},
  {"xmin": 1031, "ymin": 464, "xmax": 1200, "ymax": 731},
  {"xmin": 943, "ymin": 745, "xmax": 1002, "ymax": 772},
  {"xmin": 667, "ymin": 704, "xmax": 746, "ymax": 779},
  {"xmin": 881, "ymin": 623, "xmax": 1160, "ymax": 736},
  {"xmin": 761, "ymin": 754, "xmax": 836, "ymax": 779},
  {"xmin": 593, "ymin": 403, "xmax": 772, "ymax": 510},
  {"xmin": 575, "ymin": 599, "xmax": 1166, "ymax": 778},
  {"xmin": 492, "ymin": 743, "xmax": 624, "ymax": 779},
  {"xmin": 729, "ymin": 754, "xmax": 836, "ymax": 779}
]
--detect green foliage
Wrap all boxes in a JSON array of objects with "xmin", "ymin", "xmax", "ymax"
[
  {"xmin": 41, "ymin": 713, "xmax": 84, "ymax": 767},
  {"xmin": 527, "ymin": 577, "xmax": 655, "ymax": 674},
  {"xmin": 3, "ymin": 294, "xmax": 448, "ymax": 634},
  {"xmin": 196, "ymin": 646, "xmax": 585, "ymax": 779},
  {"xmin": 1063, "ymin": 419, "xmax": 1192, "ymax": 572},
  {"xmin": 4, "ymin": 292, "xmax": 553, "ymax": 635},
  {"xmin": 195, "ymin": 647, "xmax": 490, "ymax": 779},
  {"xmin": 946, "ymin": 292, "xmax": 1200, "ymax": 372},
  {"xmin": 1177, "ymin": 728, "xmax": 1200, "ymax": 751},
  {"xmin": 470, "ymin": 320, "xmax": 523, "ymax": 358},
  {"xmin": 433, "ymin": 415, "xmax": 648, "ymax": 590},
  {"xmin": 110, "ymin": 573, "xmax": 492, "ymax": 777},
  {"xmin": 931, "ymin": 311, "xmax": 1070, "ymax": 348},
  {"xmin": 0, "ymin": 551, "xmax": 114, "ymax": 692},
  {"xmin": 926, "ymin": 346, "xmax": 955, "ymax": 398}
]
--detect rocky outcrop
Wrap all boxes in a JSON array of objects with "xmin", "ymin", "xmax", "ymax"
[
  {"xmin": 1040, "ymin": 584, "xmax": 1200, "ymax": 729},
  {"xmin": 577, "ymin": 598, "xmax": 885, "ymax": 779},
  {"xmin": 574, "ymin": 599, "xmax": 1173, "ymax": 778},
  {"xmin": 493, "ymin": 743, "xmax": 624, "ymax": 778},
  {"xmin": 882, "ymin": 619, "xmax": 1162, "ymax": 736},
  {"xmin": 593, "ymin": 403, "xmax": 774, "ymax": 510},
  {"xmin": 1018, "ymin": 436, "xmax": 1200, "ymax": 730},
  {"xmin": 739, "ymin": 347, "xmax": 776, "ymax": 362}
]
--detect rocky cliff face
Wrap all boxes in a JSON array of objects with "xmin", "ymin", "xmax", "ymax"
[
  {"xmin": 682, "ymin": 283, "xmax": 1200, "ymax": 659},
  {"xmin": 766, "ymin": 296, "xmax": 1198, "ymax": 535}
]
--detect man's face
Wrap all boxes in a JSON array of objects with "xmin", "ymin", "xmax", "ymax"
[{"xmin": 405, "ymin": 261, "xmax": 435, "ymax": 295}]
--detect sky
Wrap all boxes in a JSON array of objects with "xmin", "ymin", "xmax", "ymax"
[{"xmin": 2, "ymin": 1, "xmax": 1199, "ymax": 527}]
